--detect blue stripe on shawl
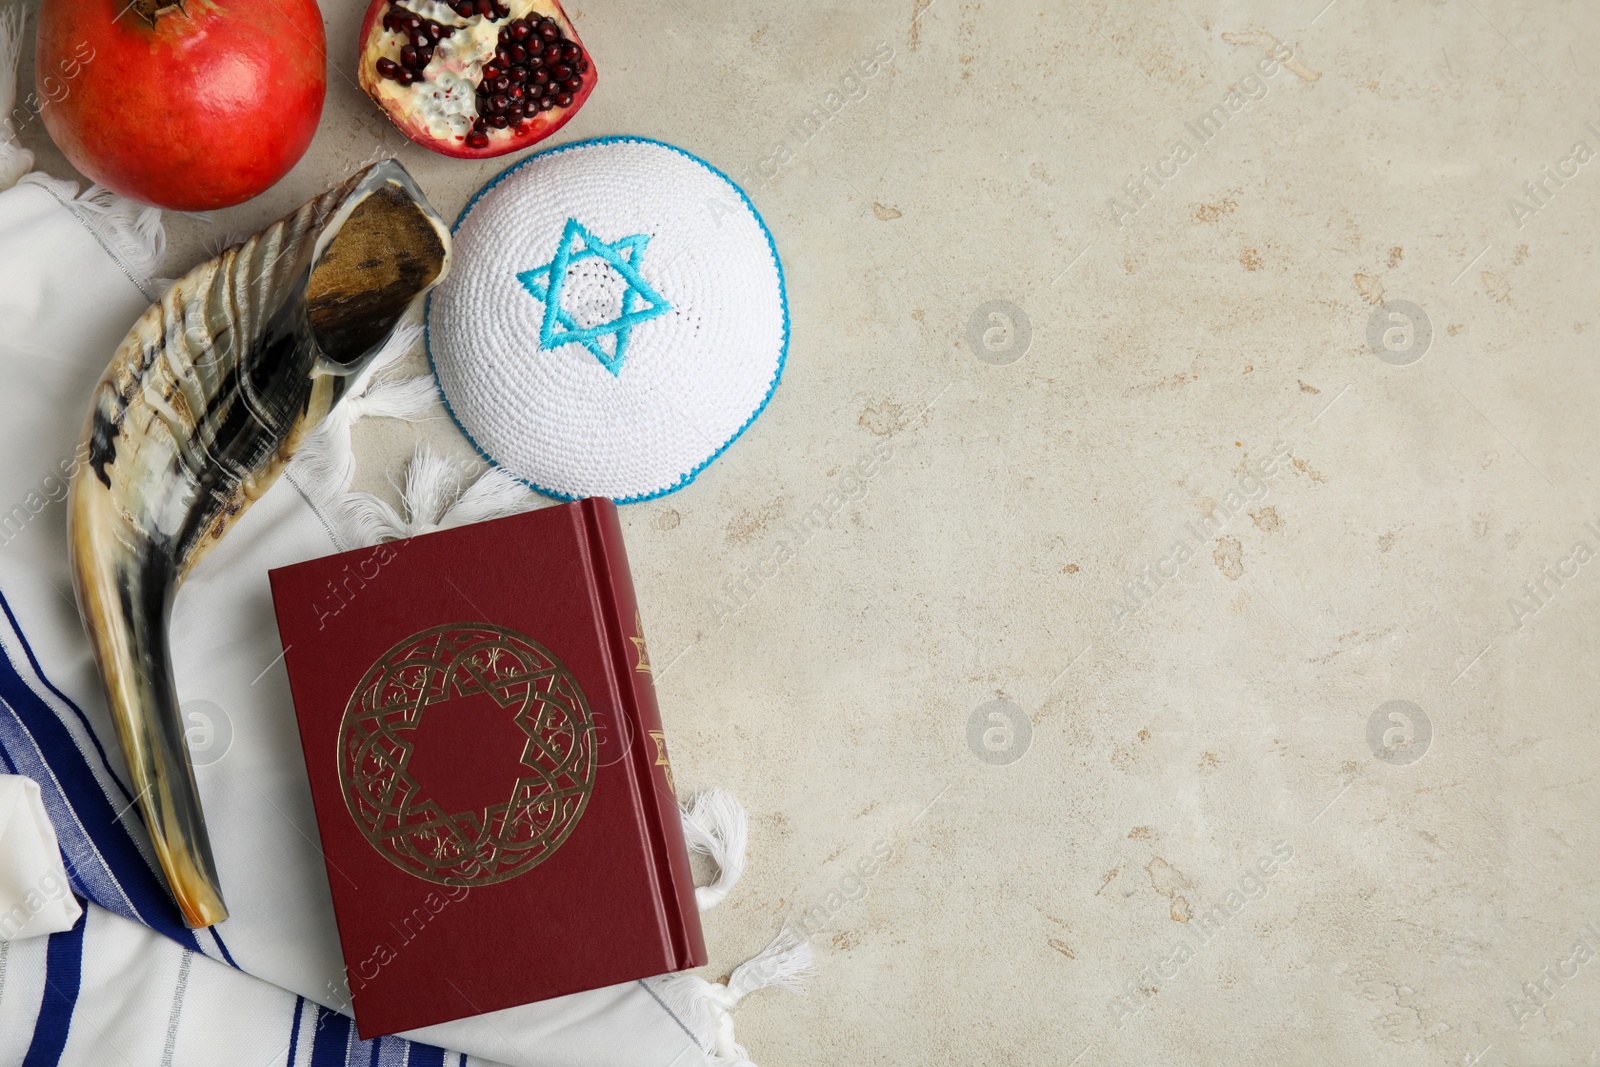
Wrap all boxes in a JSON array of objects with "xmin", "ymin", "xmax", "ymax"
[
  {"xmin": 406, "ymin": 1041, "xmax": 446, "ymax": 1067},
  {"xmin": 309, "ymin": 1005, "xmax": 352, "ymax": 1067},
  {"xmin": 20, "ymin": 908, "xmax": 86, "ymax": 1067},
  {"xmin": 285, "ymin": 996, "xmax": 307, "ymax": 1067}
]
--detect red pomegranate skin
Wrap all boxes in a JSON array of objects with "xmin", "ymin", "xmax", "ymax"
[{"xmin": 36, "ymin": 0, "xmax": 327, "ymax": 211}]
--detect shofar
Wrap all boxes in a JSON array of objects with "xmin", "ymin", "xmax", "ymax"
[{"xmin": 67, "ymin": 160, "xmax": 452, "ymax": 928}]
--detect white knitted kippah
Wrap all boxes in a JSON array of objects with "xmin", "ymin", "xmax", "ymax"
[{"xmin": 428, "ymin": 136, "xmax": 788, "ymax": 503}]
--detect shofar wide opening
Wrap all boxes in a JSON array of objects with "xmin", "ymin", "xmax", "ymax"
[{"xmin": 308, "ymin": 183, "xmax": 448, "ymax": 365}]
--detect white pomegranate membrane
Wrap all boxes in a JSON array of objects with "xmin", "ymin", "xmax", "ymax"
[{"xmin": 370, "ymin": 0, "xmax": 589, "ymax": 149}]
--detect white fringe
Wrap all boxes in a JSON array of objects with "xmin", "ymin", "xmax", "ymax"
[
  {"xmin": 334, "ymin": 445, "xmax": 535, "ymax": 546},
  {"xmin": 290, "ymin": 324, "xmax": 431, "ymax": 504},
  {"xmin": 57, "ymin": 184, "xmax": 166, "ymax": 280},
  {"xmin": 17, "ymin": 174, "xmax": 166, "ymax": 296},
  {"xmin": 0, "ymin": 4, "xmax": 35, "ymax": 191},
  {"xmin": 1, "ymin": 5, "xmax": 165, "ymax": 282},
  {"xmin": 648, "ymin": 930, "xmax": 814, "ymax": 1067},
  {"xmin": 682, "ymin": 789, "xmax": 748, "ymax": 911},
  {"xmin": 285, "ymin": 323, "xmax": 536, "ymax": 549},
  {"xmin": 434, "ymin": 463, "xmax": 536, "ymax": 528}
]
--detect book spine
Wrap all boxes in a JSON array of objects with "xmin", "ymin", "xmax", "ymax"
[{"xmin": 580, "ymin": 498, "xmax": 707, "ymax": 971}]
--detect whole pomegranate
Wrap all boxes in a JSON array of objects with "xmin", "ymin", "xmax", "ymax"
[
  {"xmin": 358, "ymin": 0, "xmax": 595, "ymax": 159},
  {"xmin": 36, "ymin": 0, "xmax": 327, "ymax": 211}
]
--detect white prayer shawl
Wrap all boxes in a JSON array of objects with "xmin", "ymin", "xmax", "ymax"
[
  {"xmin": 0, "ymin": 165, "xmax": 744, "ymax": 1065},
  {"xmin": 0, "ymin": 8, "xmax": 808, "ymax": 1052}
]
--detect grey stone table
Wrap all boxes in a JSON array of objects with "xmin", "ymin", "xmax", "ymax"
[{"xmin": 18, "ymin": 1, "xmax": 1600, "ymax": 1063}]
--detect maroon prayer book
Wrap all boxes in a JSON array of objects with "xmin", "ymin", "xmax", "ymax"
[{"xmin": 268, "ymin": 498, "xmax": 704, "ymax": 1038}]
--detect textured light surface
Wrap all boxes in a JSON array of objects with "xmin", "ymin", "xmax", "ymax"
[{"xmin": 19, "ymin": 0, "xmax": 1600, "ymax": 1062}]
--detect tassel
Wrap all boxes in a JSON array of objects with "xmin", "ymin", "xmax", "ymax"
[
  {"xmin": 648, "ymin": 929, "xmax": 814, "ymax": 1067},
  {"xmin": 281, "ymin": 315, "xmax": 534, "ymax": 551},
  {"xmin": 0, "ymin": 4, "xmax": 35, "ymax": 190},
  {"xmin": 437, "ymin": 465, "xmax": 535, "ymax": 528},
  {"xmin": 333, "ymin": 446, "xmax": 536, "ymax": 546},
  {"xmin": 393, "ymin": 447, "xmax": 459, "ymax": 534},
  {"xmin": 290, "ymin": 323, "xmax": 430, "ymax": 499},
  {"xmin": 345, "ymin": 372, "xmax": 440, "ymax": 423},
  {"xmin": 336, "ymin": 448, "xmax": 455, "ymax": 544},
  {"xmin": 288, "ymin": 324, "xmax": 442, "ymax": 547},
  {"xmin": 682, "ymin": 788, "xmax": 748, "ymax": 911}
]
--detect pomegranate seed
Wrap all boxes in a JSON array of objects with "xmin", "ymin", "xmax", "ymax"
[
  {"xmin": 410, "ymin": 31, "xmax": 429, "ymax": 48},
  {"xmin": 494, "ymin": 3, "xmax": 511, "ymax": 18},
  {"xmin": 540, "ymin": 94, "xmax": 555, "ymax": 108},
  {"xmin": 488, "ymin": 113, "xmax": 508, "ymax": 127},
  {"xmin": 543, "ymin": 44, "xmax": 561, "ymax": 62},
  {"xmin": 400, "ymin": 45, "xmax": 419, "ymax": 67},
  {"xmin": 538, "ymin": 20, "xmax": 558, "ymax": 40},
  {"xmin": 550, "ymin": 64, "xmax": 571, "ymax": 80},
  {"xmin": 576, "ymin": 58, "xmax": 589, "ymax": 73},
  {"xmin": 405, "ymin": 14, "xmax": 422, "ymax": 31},
  {"xmin": 495, "ymin": 45, "xmax": 511, "ymax": 64},
  {"xmin": 508, "ymin": 66, "xmax": 527, "ymax": 82},
  {"xmin": 483, "ymin": 63, "xmax": 501, "ymax": 79},
  {"xmin": 426, "ymin": 22, "xmax": 444, "ymax": 41},
  {"xmin": 531, "ymin": 68, "xmax": 549, "ymax": 84},
  {"xmin": 376, "ymin": 57, "xmax": 399, "ymax": 77},
  {"xmin": 475, "ymin": 0, "xmax": 493, "ymax": 16},
  {"xmin": 509, "ymin": 113, "xmax": 525, "ymax": 128},
  {"xmin": 509, "ymin": 44, "xmax": 527, "ymax": 63},
  {"xmin": 556, "ymin": 93, "xmax": 573, "ymax": 107},
  {"xmin": 510, "ymin": 19, "xmax": 532, "ymax": 40},
  {"xmin": 467, "ymin": 129, "xmax": 490, "ymax": 148},
  {"xmin": 396, "ymin": 68, "xmax": 417, "ymax": 85},
  {"xmin": 490, "ymin": 93, "xmax": 509, "ymax": 110},
  {"xmin": 561, "ymin": 43, "xmax": 580, "ymax": 61},
  {"xmin": 509, "ymin": 84, "xmax": 524, "ymax": 99},
  {"xmin": 563, "ymin": 76, "xmax": 581, "ymax": 92},
  {"xmin": 492, "ymin": 75, "xmax": 510, "ymax": 91},
  {"xmin": 454, "ymin": 0, "xmax": 473, "ymax": 15}
]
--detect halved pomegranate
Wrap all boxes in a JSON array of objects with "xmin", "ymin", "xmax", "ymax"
[{"xmin": 358, "ymin": 0, "xmax": 596, "ymax": 159}]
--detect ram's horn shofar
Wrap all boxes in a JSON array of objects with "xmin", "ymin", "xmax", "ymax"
[{"xmin": 67, "ymin": 161, "xmax": 452, "ymax": 928}]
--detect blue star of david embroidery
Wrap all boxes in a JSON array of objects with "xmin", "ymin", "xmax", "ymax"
[{"xmin": 515, "ymin": 218, "xmax": 672, "ymax": 376}]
